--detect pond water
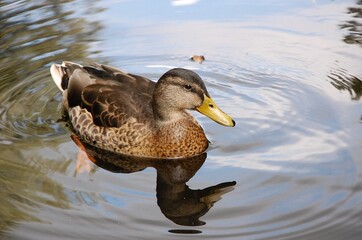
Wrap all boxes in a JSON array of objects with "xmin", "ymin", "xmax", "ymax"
[{"xmin": 1, "ymin": 0, "xmax": 362, "ymax": 239}]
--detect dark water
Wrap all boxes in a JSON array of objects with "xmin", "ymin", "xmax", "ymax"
[{"xmin": 1, "ymin": 0, "xmax": 362, "ymax": 239}]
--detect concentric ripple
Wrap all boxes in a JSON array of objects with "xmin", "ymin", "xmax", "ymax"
[
  {"xmin": 182, "ymin": 59, "xmax": 362, "ymax": 239},
  {"xmin": 0, "ymin": 68, "xmax": 66, "ymax": 144}
]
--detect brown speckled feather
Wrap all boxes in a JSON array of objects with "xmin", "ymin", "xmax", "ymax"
[{"xmin": 66, "ymin": 63, "xmax": 155, "ymax": 127}]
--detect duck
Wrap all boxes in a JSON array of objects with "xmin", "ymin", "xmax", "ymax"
[{"xmin": 50, "ymin": 61, "xmax": 235, "ymax": 158}]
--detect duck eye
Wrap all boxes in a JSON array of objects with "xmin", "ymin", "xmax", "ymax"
[{"xmin": 184, "ymin": 84, "xmax": 193, "ymax": 90}]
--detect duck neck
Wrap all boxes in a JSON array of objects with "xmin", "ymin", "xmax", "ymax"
[{"xmin": 152, "ymin": 99, "xmax": 187, "ymax": 124}]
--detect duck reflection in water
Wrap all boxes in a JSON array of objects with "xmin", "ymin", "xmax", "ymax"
[{"xmin": 71, "ymin": 135, "xmax": 236, "ymax": 227}]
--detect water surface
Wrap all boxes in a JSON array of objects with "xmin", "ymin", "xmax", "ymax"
[{"xmin": 1, "ymin": 0, "xmax": 362, "ymax": 239}]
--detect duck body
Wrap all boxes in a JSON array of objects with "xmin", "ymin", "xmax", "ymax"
[{"xmin": 50, "ymin": 61, "xmax": 234, "ymax": 158}]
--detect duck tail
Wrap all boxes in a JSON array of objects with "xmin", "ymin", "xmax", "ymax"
[
  {"xmin": 50, "ymin": 61, "xmax": 83, "ymax": 92},
  {"xmin": 50, "ymin": 63, "xmax": 65, "ymax": 91}
]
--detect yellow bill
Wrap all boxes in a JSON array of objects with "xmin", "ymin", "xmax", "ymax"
[{"xmin": 196, "ymin": 94, "xmax": 235, "ymax": 127}]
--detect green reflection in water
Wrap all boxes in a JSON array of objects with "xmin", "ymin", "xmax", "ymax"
[
  {"xmin": 0, "ymin": 0, "xmax": 103, "ymax": 236},
  {"xmin": 0, "ymin": 143, "xmax": 72, "ymax": 236},
  {"xmin": 0, "ymin": 1, "xmax": 102, "ymax": 77}
]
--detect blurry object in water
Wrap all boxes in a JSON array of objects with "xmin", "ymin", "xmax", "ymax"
[
  {"xmin": 168, "ymin": 229, "xmax": 202, "ymax": 234},
  {"xmin": 190, "ymin": 55, "xmax": 205, "ymax": 63},
  {"xmin": 72, "ymin": 134, "xmax": 95, "ymax": 174},
  {"xmin": 71, "ymin": 135, "xmax": 236, "ymax": 227},
  {"xmin": 75, "ymin": 148, "xmax": 93, "ymax": 174},
  {"xmin": 328, "ymin": 68, "xmax": 362, "ymax": 101}
]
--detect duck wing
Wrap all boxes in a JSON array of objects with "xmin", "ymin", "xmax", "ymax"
[{"xmin": 51, "ymin": 62, "xmax": 156, "ymax": 128}]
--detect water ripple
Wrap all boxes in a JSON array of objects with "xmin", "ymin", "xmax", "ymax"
[{"xmin": 0, "ymin": 68, "xmax": 65, "ymax": 143}]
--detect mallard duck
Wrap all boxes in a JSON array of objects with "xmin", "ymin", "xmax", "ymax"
[{"xmin": 50, "ymin": 61, "xmax": 235, "ymax": 158}]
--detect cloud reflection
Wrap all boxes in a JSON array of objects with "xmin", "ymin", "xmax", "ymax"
[{"xmin": 171, "ymin": 0, "xmax": 200, "ymax": 7}]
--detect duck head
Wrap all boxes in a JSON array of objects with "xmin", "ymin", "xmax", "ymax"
[{"xmin": 153, "ymin": 68, "xmax": 235, "ymax": 127}]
